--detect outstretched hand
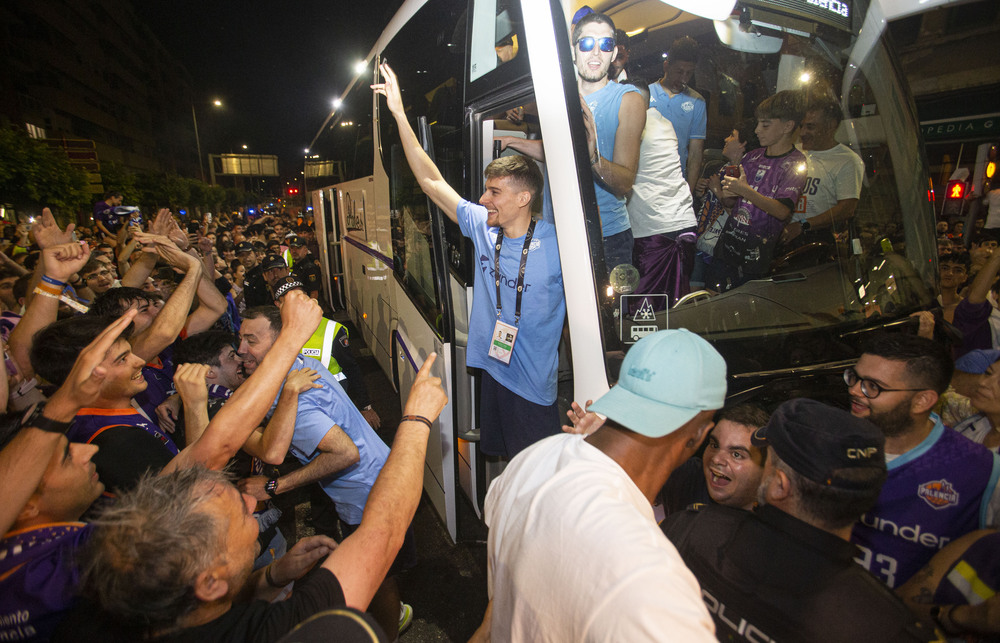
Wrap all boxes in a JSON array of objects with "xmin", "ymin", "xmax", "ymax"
[
  {"xmin": 402, "ymin": 352, "xmax": 447, "ymax": 423},
  {"xmin": 46, "ymin": 310, "xmax": 138, "ymax": 416},
  {"xmin": 32, "ymin": 208, "xmax": 77, "ymax": 250},
  {"xmin": 371, "ymin": 62, "xmax": 405, "ymax": 117},
  {"xmin": 562, "ymin": 400, "xmax": 604, "ymax": 436}
]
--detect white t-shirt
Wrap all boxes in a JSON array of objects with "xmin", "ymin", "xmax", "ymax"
[
  {"xmin": 792, "ymin": 143, "xmax": 864, "ymax": 223},
  {"xmin": 626, "ymin": 108, "xmax": 696, "ymax": 238},
  {"xmin": 485, "ymin": 433, "xmax": 715, "ymax": 642}
]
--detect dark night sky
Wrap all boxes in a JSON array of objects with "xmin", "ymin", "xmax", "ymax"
[{"xmin": 133, "ymin": 1, "xmax": 402, "ymax": 180}]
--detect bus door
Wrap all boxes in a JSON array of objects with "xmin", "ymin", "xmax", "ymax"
[{"xmin": 374, "ymin": 0, "xmax": 472, "ymax": 540}]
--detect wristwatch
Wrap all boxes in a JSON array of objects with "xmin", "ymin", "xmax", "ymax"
[
  {"xmin": 22, "ymin": 402, "xmax": 72, "ymax": 434},
  {"xmin": 800, "ymin": 220, "xmax": 812, "ymax": 233},
  {"xmin": 264, "ymin": 477, "xmax": 280, "ymax": 498}
]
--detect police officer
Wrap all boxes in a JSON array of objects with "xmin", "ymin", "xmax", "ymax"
[
  {"xmin": 272, "ymin": 277, "xmax": 379, "ymax": 429},
  {"xmin": 237, "ymin": 241, "xmax": 271, "ymax": 308},
  {"xmin": 288, "ymin": 235, "xmax": 323, "ymax": 302},
  {"xmin": 662, "ymin": 398, "xmax": 938, "ymax": 643}
]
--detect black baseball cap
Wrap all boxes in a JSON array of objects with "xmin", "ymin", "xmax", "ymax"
[
  {"xmin": 261, "ymin": 254, "xmax": 286, "ymax": 271},
  {"xmin": 235, "ymin": 241, "xmax": 254, "ymax": 254},
  {"xmin": 751, "ymin": 398, "xmax": 885, "ymax": 490}
]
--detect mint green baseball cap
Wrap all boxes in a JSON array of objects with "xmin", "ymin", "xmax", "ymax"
[{"xmin": 589, "ymin": 329, "xmax": 727, "ymax": 437}]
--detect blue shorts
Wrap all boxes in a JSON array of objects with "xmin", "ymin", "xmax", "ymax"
[{"xmin": 479, "ymin": 370, "xmax": 560, "ymax": 459}]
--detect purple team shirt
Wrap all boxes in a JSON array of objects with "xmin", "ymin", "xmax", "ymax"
[{"xmin": 716, "ymin": 147, "xmax": 806, "ymax": 274}]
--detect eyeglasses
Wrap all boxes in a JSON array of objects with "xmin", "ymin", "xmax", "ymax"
[
  {"xmin": 576, "ymin": 36, "xmax": 615, "ymax": 53},
  {"xmin": 843, "ymin": 367, "xmax": 925, "ymax": 399}
]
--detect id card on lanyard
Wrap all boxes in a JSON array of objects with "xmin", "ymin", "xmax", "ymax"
[{"xmin": 487, "ymin": 221, "xmax": 536, "ymax": 365}]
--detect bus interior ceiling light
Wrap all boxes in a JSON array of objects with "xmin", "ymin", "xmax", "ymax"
[{"xmin": 660, "ymin": 0, "xmax": 737, "ymax": 21}]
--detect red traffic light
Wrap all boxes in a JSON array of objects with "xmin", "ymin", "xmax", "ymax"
[
  {"xmin": 288, "ymin": 187, "xmax": 299, "ymax": 195},
  {"xmin": 946, "ymin": 180, "xmax": 965, "ymax": 200}
]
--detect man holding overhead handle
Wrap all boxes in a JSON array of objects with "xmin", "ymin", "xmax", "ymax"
[{"xmin": 373, "ymin": 62, "xmax": 565, "ymax": 459}]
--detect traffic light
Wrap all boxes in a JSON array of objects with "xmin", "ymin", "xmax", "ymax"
[
  {"xmin": 946, "ymin": 180, "xmax": 966, "ymax": 200},
  {"xmin": 288, "ymin": 187, "xmax": 299, "ymax": 196}
]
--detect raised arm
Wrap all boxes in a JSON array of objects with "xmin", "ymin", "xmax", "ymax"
[
  {"xmin": 9, "ymin": 241, "xmax": 91, "ymax": 379},
  {"xmin": 322, "ymin": 353, "xmax": 447, "ymax": 609},
  {"xmin": 1, "ymin": 311, "xmax": 136, "ymax": 534},
  {"xmin": 241, "ymin": 367, "xmax": 322, "ymax": 464},
  {"xmin": 127, "ymin": 232, "xmax": 202, "ymax": 362},
  {"xmin": 965, "ymin": 246, "xmax": 1000, "ymax": 306},
  {"xmin": 587, "ymin": 91, "xmax": 646, "ymax": 198},
  {"xmin": 372, "ymin": 62, "xmax": 462, "ymax": 223},
  {"xmin": 162, "ymin": 291, "xmax": 322, "ymax": 473},
  {"xmin": 495, "ymin": 136, "xmax": 545, "ymax": 162}
]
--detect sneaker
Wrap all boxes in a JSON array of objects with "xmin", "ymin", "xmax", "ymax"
[{"xmin": 398, "ymin": 602, "xmax": 413, "ymax": 635}]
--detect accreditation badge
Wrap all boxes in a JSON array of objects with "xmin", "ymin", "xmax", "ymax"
[{"xmin": 488, "ymin": 319, "xmax": 519, "ymax": 365}]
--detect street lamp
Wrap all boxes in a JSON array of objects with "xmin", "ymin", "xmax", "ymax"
[{"xmin": 191, "ymin": 98, "xmax": 223, "ymax": 182}]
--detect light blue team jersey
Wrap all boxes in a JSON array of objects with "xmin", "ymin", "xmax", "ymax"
[
  {"xmin": 584, "ymin": 81, "xmax": 641, "ymax": 237},
  {"xmin": 648, "ymin": 82, "xmax": 707, "ymax": 173},
  {"xmin": 457, "ymin": 200, "xmax": 566, "ymax": 406},
  {"xmin": 275, "ymin": 355, "xmax": 390, "ymax": 525}
]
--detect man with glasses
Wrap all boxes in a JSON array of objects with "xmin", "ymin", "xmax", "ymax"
[
  {"xmin": 847, "ymin": 333, "xmax": 1000, "ymax": 589},
  {"xmin": 574, "ymin": 11, "xmax": 645, "ymax": 273}
]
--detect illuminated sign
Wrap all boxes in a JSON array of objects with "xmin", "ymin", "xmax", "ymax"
[
  {"xmin": 743, "ymin": 0, "xmax": 853, "ymax": 32},
  {"xmin": 946, "ymin": 180, "xmax": 966, "ymax": 200}
]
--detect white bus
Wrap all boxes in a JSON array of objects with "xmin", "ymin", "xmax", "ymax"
[{"xmin": 307, "ymin": 0, "xmax": 944, "ymax": 540}]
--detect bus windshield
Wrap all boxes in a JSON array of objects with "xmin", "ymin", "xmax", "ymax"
[{"xmin": 575, "ymin": 0, "xmax": 936, "ymax": 387}]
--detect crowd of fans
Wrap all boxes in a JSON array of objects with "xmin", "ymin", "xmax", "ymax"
[
  {"xmin": 3, "ymin": 5, "xmax": 1000, "ymax": 642},
  {"xmin": 0, "ymin": 205, "xmax": 448, "ymax": 642}
]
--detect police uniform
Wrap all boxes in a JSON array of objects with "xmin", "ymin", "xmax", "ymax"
[
  {"xmin": 664, "ymin": 503, "xmax": 939, "ymax": 643},
  {"xmin": 292, "ymin": 253, "xmax": 323, "ymax": 297},
  {"xmin": 243, "ymin": 263, "xmax": 271, "ymax": 308},
  {"xmin": 301, "ymin": 316, "xmax": 371, "ymax": 409}
]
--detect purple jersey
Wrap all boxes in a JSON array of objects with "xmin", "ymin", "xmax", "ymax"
[
  {"xmin": 0, "ymin": 523, "xmax": 92, "ymax": 642},
  {"xmin": 715, "ymin": 147, "xmax": 806, "ymax": 274},
  {"xmin": 69, "ymin": 407, "xmax": 178, "ymax": 456},
  {"xmin": 851, "ymin": 415, "xmax": 1000, "ymax": 588},
  {"xmin": 93, "ymin": 201, "xmax": 123, "ymax": 233}
]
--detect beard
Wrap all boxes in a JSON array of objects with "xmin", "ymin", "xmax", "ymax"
[{"xmin": 867, "ymin": 397, "xmax": 915, "ymax": 437}]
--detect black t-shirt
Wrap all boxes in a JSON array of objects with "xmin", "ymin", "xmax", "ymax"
[
  {"xmin": 55, "ymin": 568, "xmax": 347, "ymax": 643},
  {"xmin": 660, "ymin": 457, "xmax": 712, "ymax": 516},
  {"xmin": 92, "ymin": 426, "xmax": 175, "ymax": 492}
]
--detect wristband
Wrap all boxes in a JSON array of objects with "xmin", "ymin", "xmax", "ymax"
[
  {"xmin": 22, "ymin": 402, "xmax": 72, "ymax": 434},
  {"xmin": 35, "ymin": 282, "xmax": 63, "ymax": 296},
  {"xmin": 264, "ymin": 477, "xmax": 280, "ymax": 498},
  {"xmin": 401, "ymin": 414, "xmax": 433, "ymax": 429},
  {"xmin": 800, "ymin": 220, "xmax": 811, "ymax": 233},
  {"xmin": 264, "ymin": 563, "xmax": 284, "ymax": 588},
  {"xmin": 41, "ymin": 275, "xmax": 66, "ymax": 288}
]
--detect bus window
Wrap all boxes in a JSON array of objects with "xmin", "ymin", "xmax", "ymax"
[
  {"xmin": 469, "ymin": 0, "xmax": 524, "ymax": 81},
  {"xmin": 378, "ymin": 0, "xmax": 469, "ymax": 334},
  {"xmin": 580, "ymin": 1, "xmax": 936, "ymax": 385}
]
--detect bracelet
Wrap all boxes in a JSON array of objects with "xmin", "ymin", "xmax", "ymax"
[
  {"xmin": 35, "ymin": 282, "xmax": 62, "ymax": 296},
  {"xmin": 401, "ymin": 414, "xmax": 433, "ymax": 429},
  {"xmin": 590, "ymin": 150, "xmax": 600, "ymax": 165},
  {"xmin": 33, "ymin": 287, "xmax": 62, "ymax": 300},
  {"xmin": 40, "ymin": 275, "xmax": 66, "ymax": 288},
  {"xmin": 264, "ymin": 563, "xmax": 284, "ymax": 588}
]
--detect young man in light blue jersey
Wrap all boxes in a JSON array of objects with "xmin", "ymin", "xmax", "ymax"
[{"xmin": 373, "ymin": 63, "xmax": 566, "ymax": 459}]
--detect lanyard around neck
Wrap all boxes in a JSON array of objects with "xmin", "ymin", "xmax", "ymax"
[{"xmin": 494, "ymin": 220, "xmax": 537, "ymax": 325}]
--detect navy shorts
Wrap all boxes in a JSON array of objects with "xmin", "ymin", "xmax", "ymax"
[{"xmin": 479, "ymin": 370, "xmax": 560, "ymax": 459}]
